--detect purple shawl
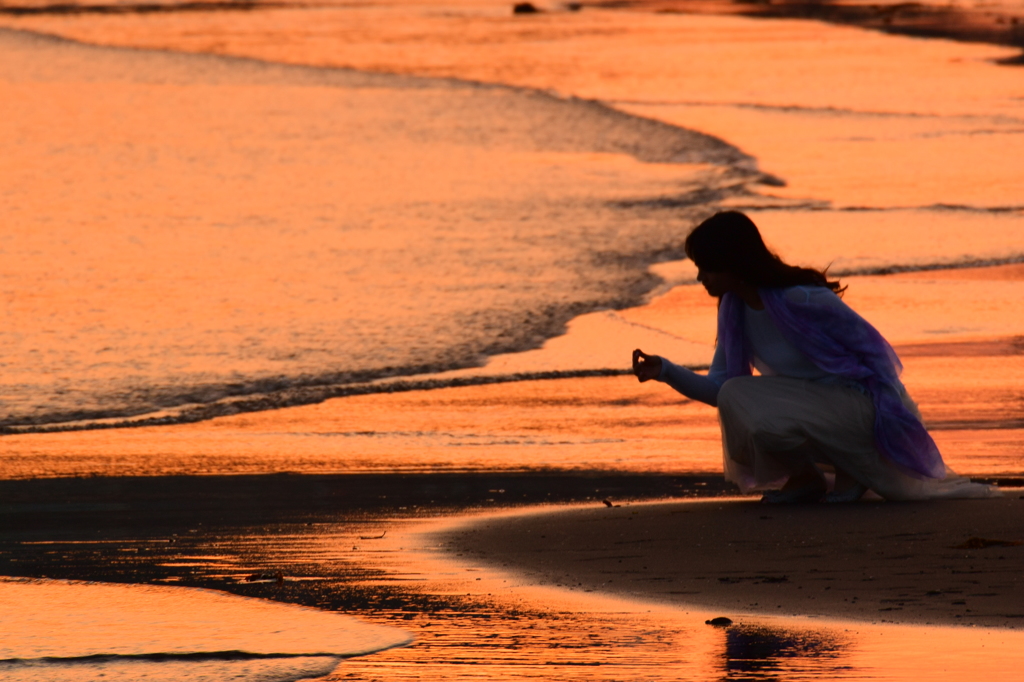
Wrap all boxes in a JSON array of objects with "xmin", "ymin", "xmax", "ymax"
[{"xmin": 718, "ymin": 288, "xmax": 945, "ymax": 480}]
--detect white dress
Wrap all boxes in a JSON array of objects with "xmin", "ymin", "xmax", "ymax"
[{"xmin": 657, "ymin": 288, "xmax": 998, "ymax": 501}]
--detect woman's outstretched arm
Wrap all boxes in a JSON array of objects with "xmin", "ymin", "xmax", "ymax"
[{"xmin": 632, "ymin": 346, "xmax": 725, "ymax": 407}]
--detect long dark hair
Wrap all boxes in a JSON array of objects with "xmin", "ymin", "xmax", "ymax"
[{"xmin": 684, "ymin": 211, "xmax": 844, "ymax": 295}]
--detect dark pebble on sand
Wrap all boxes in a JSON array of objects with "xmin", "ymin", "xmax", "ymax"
[{"xmin": 513, "ymin": 2, "xmax": 539, "ymax": 13}]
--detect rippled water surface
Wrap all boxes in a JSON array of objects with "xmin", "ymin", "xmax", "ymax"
[
  {"xmin": 1, "ymin": 0, "xmax": 1022, "ymax": 431},
  {"xmin": 0, "ymin": 577, "xmax": 409, "ymax": 682}
]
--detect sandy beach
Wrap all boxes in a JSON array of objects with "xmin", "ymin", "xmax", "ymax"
[
  {"xmin": 7, "ymin": 473, "xmax": 1024, "ymax": 681},
  {"xmin": 446, "ymin": 496, "xmax": 1024, "ymax": 629}
]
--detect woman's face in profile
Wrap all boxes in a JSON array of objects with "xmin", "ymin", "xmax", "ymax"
[{"xmin": 696, "ymin": 269, "xmax": 744, "ymax": 298}]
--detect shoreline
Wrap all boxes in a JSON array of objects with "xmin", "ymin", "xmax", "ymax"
[
  {"xmin": 593, "ymin": 0, "xmax": 1024, "ymax": 55},
  {"xmin": 2, "ymin": 0, "xmax": 1022, "ymax": 55},
  {"xmin": 444, "ymin": 496, "xmax": 1024, "ymax": 629},
  {"xmin": 2, "ymin": 261, "xmax": 1022, "ymax": 438}
]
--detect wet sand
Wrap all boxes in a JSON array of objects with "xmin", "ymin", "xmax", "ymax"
[
  {"xmin": 7, "ymin": 472, "xmax": 1024, "ymax": 682},
  {"xmin": 606, "ymin": 0, "xmax": 1024, "ymax": 54},
  {"xmin": 446, "ymin": 496, "xmax": 1024, "ymax": 629},
  {"xmin": 0, "ymin": 472, "xmax": 734, "ymax": 587}
]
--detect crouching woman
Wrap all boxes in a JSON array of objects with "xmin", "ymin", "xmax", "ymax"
[{"xmin": 633, "ymin": 211, "xmax": 996, "ymax": 503}]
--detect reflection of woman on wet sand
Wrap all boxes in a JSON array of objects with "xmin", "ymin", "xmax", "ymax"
[{"xmin": 633, "ymin": 211, "xmax": 996, "ymax": 503}]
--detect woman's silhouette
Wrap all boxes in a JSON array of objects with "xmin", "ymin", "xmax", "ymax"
[{"xmin": 633, "ymin": 211, "xmax": 995, "ymax": 502}]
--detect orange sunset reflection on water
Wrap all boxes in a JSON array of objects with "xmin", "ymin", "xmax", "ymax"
[
  {"xmin": 2, "ymin": 1, "xmax": 1022, "ymax": 432},
  {"xmin": 294, "ymin": 510, "xmax": 1024, "ymax": 681},
  {"xmin": 3, "ymin": 263, "xmax": 1021, "ymax": 481},
  {"xmin": 2, "ymin": 1, "xmax": 1024, "ymax": 680}
]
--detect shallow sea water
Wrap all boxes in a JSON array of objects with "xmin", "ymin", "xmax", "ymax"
[
  {"xmin": 1, "ymin": 25, "xmax": 754, "ymax": 427},
  {"xmin": 1, "ymin": 1, "xmax": 1022, "ymax": 430},
  {"xmin": 0, "ymin": 577, "xmax": 409, "ymax": 682}
]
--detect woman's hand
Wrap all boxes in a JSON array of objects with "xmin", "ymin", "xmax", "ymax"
[{"xmin": 632, "ymin": 349, "xmax": 662, "ymax": 383}]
